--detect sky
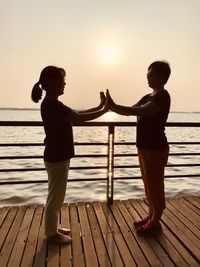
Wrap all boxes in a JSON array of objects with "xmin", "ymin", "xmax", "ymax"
[{"xmin": 1, "ymin": 0, "xmax": 200, "ymax": 112}]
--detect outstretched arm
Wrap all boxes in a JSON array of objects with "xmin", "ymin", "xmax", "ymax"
[
  {"xmin": 107, "ymin": 89, "xmax": 161, "ymax": 116},
  {"xmin": 78, "ymin": 92, "xmax": 106, "ymax": 113},
  {"xmin": 65, "ymin": 93, "xmax": 110, "ymax": 122}
]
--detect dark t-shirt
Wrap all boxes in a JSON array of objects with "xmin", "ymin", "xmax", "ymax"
[
  {"xmin": 41, "ymin": 98, "xmax": 75, "ymax": 162},
  {"xmin": 136, "ymin": 89, "xmax": 170, "ymax": 149}
]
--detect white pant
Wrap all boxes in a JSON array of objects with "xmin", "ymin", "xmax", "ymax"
[{"xmin": 44, "ymin": 160, "xmax": 70, "ymax": 237}]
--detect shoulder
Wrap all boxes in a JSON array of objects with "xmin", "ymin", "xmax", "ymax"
[
  {"xmin": 153, "ymin": 89, "xmax": 170, "ymax": 109},
  {"xmin": 160, "ymin": 89, "xmax": 170, "ymax": 97},
  {"xmin": 138, "ymin": 93, "xmax": 151, "ymax": 104},
  {"xmin": 57, "ymin": 100, "xmax": 72, "ymax": 114},
  {"xmin": 155, "ymin": 89, "xmax": 170, "ymax": 100},
  {"xmin": 41, "ymin": 98, "xmax": 72, "ymax": 117},
  {"xmin": 42, "ymin": 98, "xmax": 71, "ymax": 110}
]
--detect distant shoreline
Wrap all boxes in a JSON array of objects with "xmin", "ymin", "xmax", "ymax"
[
  {"xmin": 0, "ymin": 107, "xmax": 39, "ymax": 111},
  {"xmin": 0, "ymin": 108, "xmax": 199, "ymax": 113}
]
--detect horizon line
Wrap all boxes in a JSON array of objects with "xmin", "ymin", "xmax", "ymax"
[{"xmin": 0, "ymin": 107, "xmax": 200, "ymax": 113}]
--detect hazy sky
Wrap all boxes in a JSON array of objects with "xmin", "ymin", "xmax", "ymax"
[{"xmin": 1, "ymin": 0, "xmax": 200, "ymax": 112}]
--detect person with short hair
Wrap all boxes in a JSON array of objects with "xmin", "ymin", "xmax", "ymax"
[{"xmin": 106, "ymin": 61, "xmax": 171, "ymax": 236}]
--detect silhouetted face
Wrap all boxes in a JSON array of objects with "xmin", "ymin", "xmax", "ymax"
[
  {"xmin": 147, "ymin": 69, "xmax": 163, "ymax": 89},
  {"xmin": 56, "ymin": 75, "xmax": 66, "ymax": 96},
  {"xmin": 49, "ymin": 74, "xmax": 66, "ymax": 96}
]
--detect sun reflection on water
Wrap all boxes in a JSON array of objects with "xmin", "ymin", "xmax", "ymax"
[{"xmin": 101, "ymin": 111, "xmax": 119, "ymax": 122}]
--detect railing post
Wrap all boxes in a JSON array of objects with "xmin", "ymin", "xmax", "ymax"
[{"xmin": 106, "ymin": 125, "xmax": 115, "ymax": 204}]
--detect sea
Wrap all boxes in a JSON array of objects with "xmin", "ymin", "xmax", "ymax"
[{"xmin": 0, "ymin": 109, "xmax": 200, "ymax": 206}]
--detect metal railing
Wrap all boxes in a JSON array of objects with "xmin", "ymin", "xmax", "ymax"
[{"xmin": 0, "ymin": 121, "xmax": 200, "ymax": 203}]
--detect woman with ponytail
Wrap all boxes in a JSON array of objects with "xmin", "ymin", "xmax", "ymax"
[{"xmin": 31, "ymin": 65, "xmax": 109, "ymax": 244}]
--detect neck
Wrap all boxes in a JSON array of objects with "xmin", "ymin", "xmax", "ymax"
[
  {"xmin": 45, "ymin": 92, "xmax": 59, "ymax": 100},
  {"xmin": 152, "ymin": 86, "xmax": 164, "ymax": 95}
]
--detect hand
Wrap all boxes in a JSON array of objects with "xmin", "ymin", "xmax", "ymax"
[
  {"xmin": 106, "ymin": 89, "xmax": 115, "ymax": 107},
  {"xmin": 99, "ymin": 91, "xmax": 106, "ymax": 107},
  {"xmin": 103, "ymin": 94, "xmax": 110, "ymax": 112}
]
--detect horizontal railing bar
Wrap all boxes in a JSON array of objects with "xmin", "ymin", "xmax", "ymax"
[
  {"xmin": 112, "ymin": 153, "xmax": 200, "ymax": 156},
  {"xmin": 114, "ymin": 142, "xmax": 200, "ymax": 145},
  {"xmin": 1, "ymin": 163, "xmax": 200, "ymax": 173},
  {"xmin": 113, "ymin": 164, "xmax": 200, "ymax": 168},
  {"xmin": 0, "ymin": 166, "xmax": 107, "ymax": 172},
  {"xmin": 114, "ymin": 153, "xmax": 200, "ymax": 156},
  {"xmin": 0, "ymin": 121, "xmax": 43, "ymax": 126},
  {"xmin": 113, "ymin": 174, "xmax": 200, "ymax": 180},
  {"xmin": 0, "ymin": 143, "xmax": 44, "ymax": 147},
  {"xmin": 0, "ymin": 168, "xmax": 43, "ymax": 172},
  {"xmin": 162, "ymin": 174, "xmax": 200, "ymax": 178},
  {"xmin": 1, "ymin": 152, "xmax": 200, "ymax": 160},
  {"xmin": 0, "ymin": 177, "xmax": 107, "ymax": 185},
  {"xmin": 0, "ymin": 142, "xmax": 108, "ymax": 147},
  {"xmin": 0, "ymin": 156, "xmax": 43, "ymax": 159},
  {"xmin": 0, "ymin": 152, "xmax": 200, "ymax": 160},
  {"xmin": 168, "ymin": 153, "xmax": 200, "ymax": 156},
  {"xmin": 1, "ymin": 121, "xmax": 200, "ymax": 127},
  {"xmin": 169, "ymin": 142, "xmax": 200, "ymax": 145},
  {"xmin": 0, "ymin": 154, "xmax": 107, "ymax": 160},
  {"xmin": 1, "ymin": 142, "xmax": 200, "ymax": 147}
]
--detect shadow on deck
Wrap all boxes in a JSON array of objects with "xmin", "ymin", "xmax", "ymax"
[{"xmin": 0, "ymin": 196, "xmax": 200, "ymax": 267}]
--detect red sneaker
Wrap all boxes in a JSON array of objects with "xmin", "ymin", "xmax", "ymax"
[
  {"xmin": 136, "ymin": 221, "xmax": 162, "ymax": 237},
  {"xmin": 134, "ymin": 216, "xmax": 149, "ymax": 228}
]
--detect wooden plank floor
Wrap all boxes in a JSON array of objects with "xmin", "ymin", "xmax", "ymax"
[{"xmin": 0, "ymin": 196, "xmax": 200, "ymax": 267}]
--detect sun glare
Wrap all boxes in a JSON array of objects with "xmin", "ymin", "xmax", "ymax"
[
  {"xmin": 99, "ymin": 43, "xmax": 120, "ymax": 64},
  {"xmin": 102, "ymin": 111, "xmax": 118, "ymax": 122}
]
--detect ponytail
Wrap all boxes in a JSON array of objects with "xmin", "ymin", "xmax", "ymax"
[{"xmin": 31, "ymin": 82, "xmax": 43, "ymax": 103}]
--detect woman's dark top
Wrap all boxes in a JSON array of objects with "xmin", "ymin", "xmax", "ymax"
[
  {"xmin": 41, "ymin": 98, "xmax": 74, "ymax": 162},
  {"xmin": 136, "ymin": 89, "xmax": 170, "ymax": 149}
]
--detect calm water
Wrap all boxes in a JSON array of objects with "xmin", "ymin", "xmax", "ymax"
[{"xmin": 0, "ymin": 109, "xmax": 200, "ymax": 206}]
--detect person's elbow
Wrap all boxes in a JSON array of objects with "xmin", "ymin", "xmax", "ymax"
[{"xmin": 65, "ymin": 110, "xmax": 80, "ymax": 123}]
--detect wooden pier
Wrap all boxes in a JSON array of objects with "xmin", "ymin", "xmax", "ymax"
[{"xmin": 0, "ymin": 196, "xmax": 200, "ymax": 267}]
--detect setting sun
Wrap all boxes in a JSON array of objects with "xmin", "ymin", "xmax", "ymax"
[{"xmin": 99, "ymin": 43, "xmax": 120, "ymax": 64}]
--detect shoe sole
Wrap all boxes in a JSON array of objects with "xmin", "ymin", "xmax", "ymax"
[{"xmin": 137, "ymin": 228, "xmax": 162, "ymax": 237}]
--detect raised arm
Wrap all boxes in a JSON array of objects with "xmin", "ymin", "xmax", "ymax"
[
  {"xmin": 65, "ymin": 94, "xmax": 109, "ymax": 122},
  {"xmin": 107, "ymin": 89, "xmax": 161, "ymax": 116},
  {"xmin": 78, "ymin": 92, "xmax": 106, "ymax": 113}
]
